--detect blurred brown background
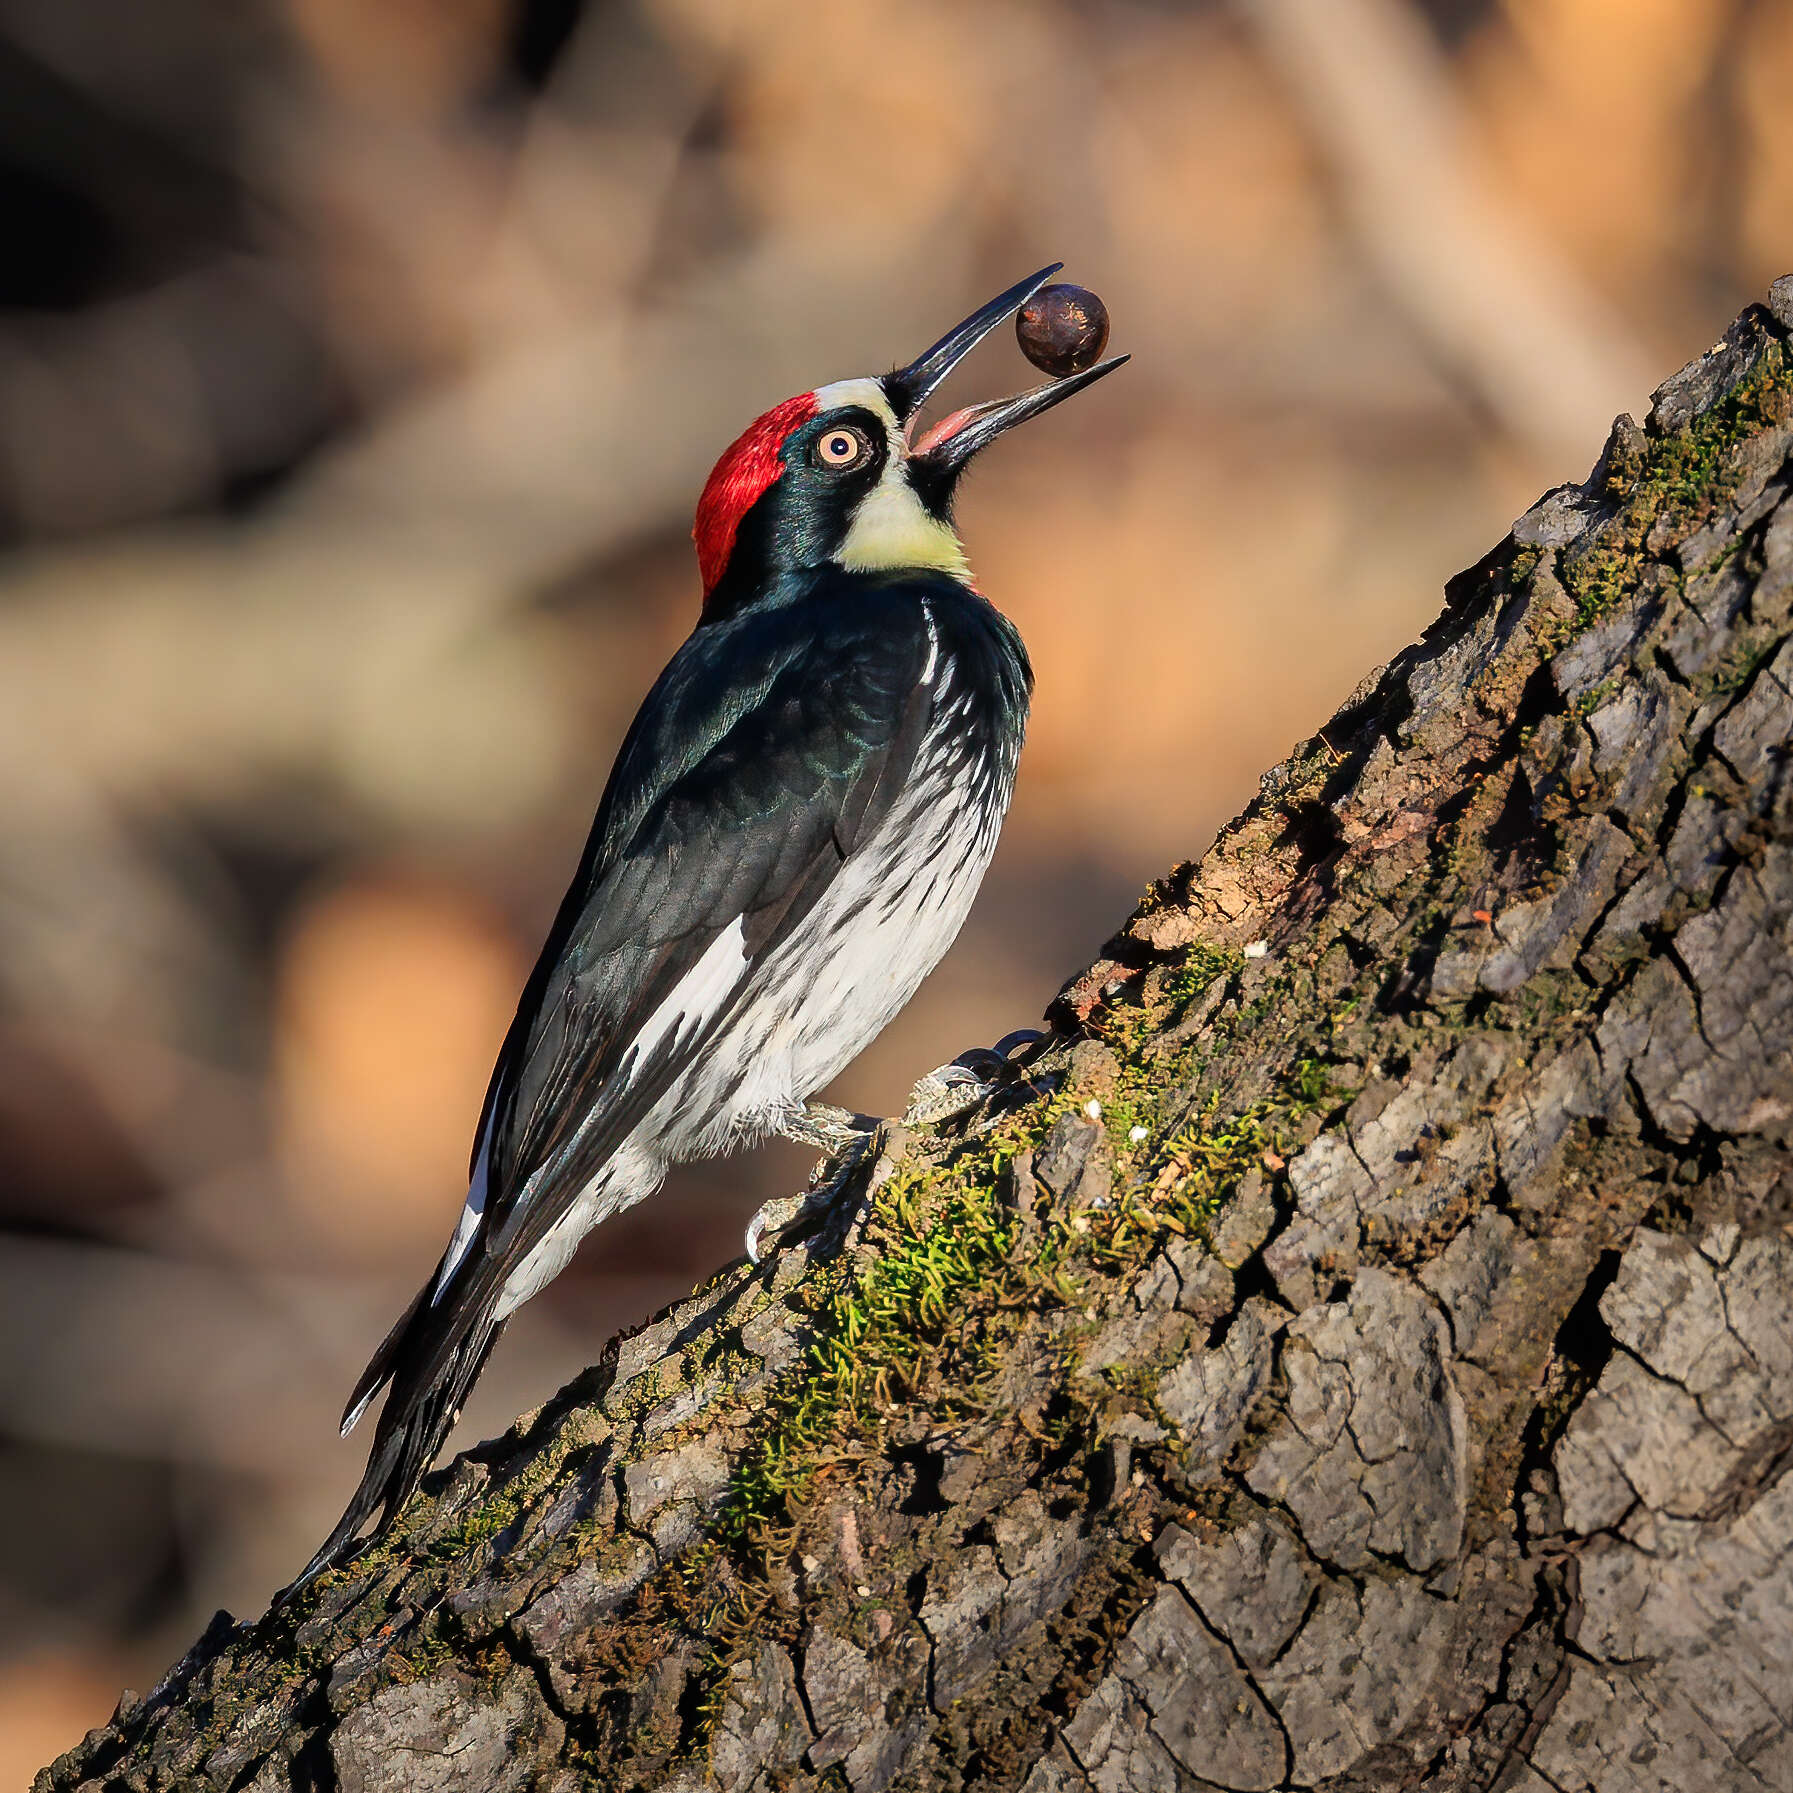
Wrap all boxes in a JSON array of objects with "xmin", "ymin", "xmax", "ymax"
[{"xmin": 0, "ymin": 0, "xmax": 1787, "ymax": 1776}]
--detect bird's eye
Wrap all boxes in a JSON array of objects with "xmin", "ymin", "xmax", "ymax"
[{"xmin": 815, "ymin": 425, "xmax": 871, "ymax": 471}]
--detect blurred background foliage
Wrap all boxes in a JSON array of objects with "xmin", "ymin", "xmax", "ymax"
[{"xmin": 0, "ymin": 0, "xmax": 1787, "ymax": 1774}]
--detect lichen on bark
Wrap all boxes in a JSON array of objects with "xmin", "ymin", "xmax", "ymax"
[{"xmin": 40, "ymin": 281, "xmax": 1793, "ymax": 1793}]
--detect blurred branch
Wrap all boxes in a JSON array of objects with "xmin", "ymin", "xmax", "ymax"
[
  {"xmin": 0, "ymin": 257, "xmax": 338, "ymax": 536},
  {"xmin": 0, "ymin": 1233, "xmax": 668, "ymax": 1480},
  {"xmin": 0, "ymin": 241, "xmax": 992, "ymax": 818},
  {"xmin": 1232, "ymin": 0, "xmax": 1658, "ymax": 470},
  {"xmin": 1687, "ymin": 0, "xmax": 1760, "ymax": 314}
]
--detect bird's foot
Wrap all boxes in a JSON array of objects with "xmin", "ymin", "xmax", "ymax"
[
  {"xmin": 746, "ymin": 1036, "xmax": 1044, "ymax": 1264},
  {"xmin": 746, "ymin": 1127, "xmax": 877, "ymax": 1265},
  {"xmin": 902, "ymin": 1029, "xmax": 1045, "ymax": 1128},
  {"xmin": 778, "ymin": 1099, "xmax": 876, "ymax": 1153}
]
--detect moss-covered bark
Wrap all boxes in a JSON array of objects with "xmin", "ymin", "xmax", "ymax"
[{"xmin": 41, "ymin": 285, "xmax": 1793, "ymax": 1793}]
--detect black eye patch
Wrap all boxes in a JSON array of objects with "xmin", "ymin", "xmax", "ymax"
[{"xmin": 794, "ymin": 408, "xmax": 888, "ymax": 484}]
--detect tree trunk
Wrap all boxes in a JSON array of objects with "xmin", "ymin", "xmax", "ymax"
[{"xmin": 40, "ymin": 284, "xmax": 1793, "ymax": 1793}]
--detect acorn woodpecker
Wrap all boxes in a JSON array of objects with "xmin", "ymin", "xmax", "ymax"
[{"xmin": 289, "ymin": 265, "xmax": 1126, "ymax": 1592}]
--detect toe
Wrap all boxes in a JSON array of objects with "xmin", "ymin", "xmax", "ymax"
[
  {"xmin": 746, "ymin": 1132, "xmax": 878, "ymax": 1262},
  {"xmin": 903, "ymin": 1062, "xmax": 993, "ymax": 1127},
  {"xmin": 901, "ymin": 1030, "xmax": 1049, "ymax": 1128}
]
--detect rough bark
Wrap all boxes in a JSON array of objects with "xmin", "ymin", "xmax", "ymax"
[{"xmin": 39, "ymin": 283, "xmax": 1793, "ymax": 1793}]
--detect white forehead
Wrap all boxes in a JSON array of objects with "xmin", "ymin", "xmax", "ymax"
[{"xmin": 811, "ymin": 376, "xmax": 901, "ymax": 435}]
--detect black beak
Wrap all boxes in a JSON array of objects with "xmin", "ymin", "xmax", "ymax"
[
  {"xmin": 882, "ymin": 264, "xmax": 1064, "ymax": 422},
  {"xmin": 883, "ymin": 266, "xmax": 1128, "ymax": 510}
]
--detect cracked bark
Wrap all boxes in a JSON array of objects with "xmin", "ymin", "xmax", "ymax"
[{"xmin": 37, "ymin": 282, "xmax": 1793, "ymax": 1793}]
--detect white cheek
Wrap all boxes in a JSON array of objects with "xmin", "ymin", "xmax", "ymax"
[
  {"xmin": 836, "ymin": 462, "xmax": 971, "ymax": 580},
  {"xmin": 808, "ymin": 376, "xmax": 970, "ymax": 578}
]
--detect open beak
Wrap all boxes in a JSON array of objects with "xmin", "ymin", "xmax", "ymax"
[{"xmin": 882, "ymin": 264, "xmax": 1129, "ymax": 509}]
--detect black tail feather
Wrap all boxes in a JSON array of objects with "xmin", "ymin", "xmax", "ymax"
[
  {"xmin": 278, "ymin": 1297, "xmax": 507, "ymax": 1603},
  {"xmin": 339, "ymin": 1280, "xmax": 429, "ymax": 1436}
]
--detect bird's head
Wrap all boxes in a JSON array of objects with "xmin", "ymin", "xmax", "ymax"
[{"xmin": 692, "ymin": 264, "xmax": 1126, "ymax": 618}]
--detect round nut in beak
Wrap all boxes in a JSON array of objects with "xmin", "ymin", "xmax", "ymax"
[{"xmin": 1017, "ymin": 285, "xmax": 1111, "ymax": 379}]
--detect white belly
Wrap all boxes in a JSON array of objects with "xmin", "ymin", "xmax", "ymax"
[{"xmin": 667, "ymin": 734, "xmax": 1011, "ymax": 1157}]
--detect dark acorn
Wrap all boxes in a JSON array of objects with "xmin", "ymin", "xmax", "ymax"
[{"xmin": 1016, "ymin": 284, "xmax": 1111, "ymax": 379}]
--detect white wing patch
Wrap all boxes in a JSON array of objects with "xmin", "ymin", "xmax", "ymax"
[
  {"xmin": 430, "ymin": 920, "xmax": 747, "ymax": 1310},
  {"xmin": 431, "ymin": 1106, "xmax": 496, "ymax": 1303},
  {"xmin": 629, "ymin": 917, "xmax": 749, "ymax": 1062},
  {"xmin": 684, "ymin": 676, "xmax": 1015, "ymax": 1157}
]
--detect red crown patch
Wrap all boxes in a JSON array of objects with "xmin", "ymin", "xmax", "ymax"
[{"xmin": 692, "ymin": 392, "xmax": 819, "ymax": 597}]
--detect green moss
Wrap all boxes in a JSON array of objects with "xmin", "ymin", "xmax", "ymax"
[
  {"xmin": 1508, "ymin": 545, "xmax": 1543, "ymax": 587},
  {"xmin": 1563, "ymin": 338, "xmax": 1792, "ymax": 630},
  {"xmin": 710, "ymin": 1067, "xmax": 1303, "ymax": 1555},
  {"xmin": 714, "ymin": 1120, "xmax": 1046, "ymax": 1550},
  {"xmin": 1161, "ymin": 943, "xmax": 1244, "ymax": 1017},
  {"xmin": 1572, "ymin": 676, "xmax": 1622, "ymax": 718},
  {"xmin": 388, "ymin": 1626, "xmax": 457, "ymax": 1683},
  {"xmin": 1290, "ymin": 1055, "xmax": 1334, "ymax": 1107},
  {"xmin": 1695, "ymin": 629, "xmax": 1784, "ymax": 702}
]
